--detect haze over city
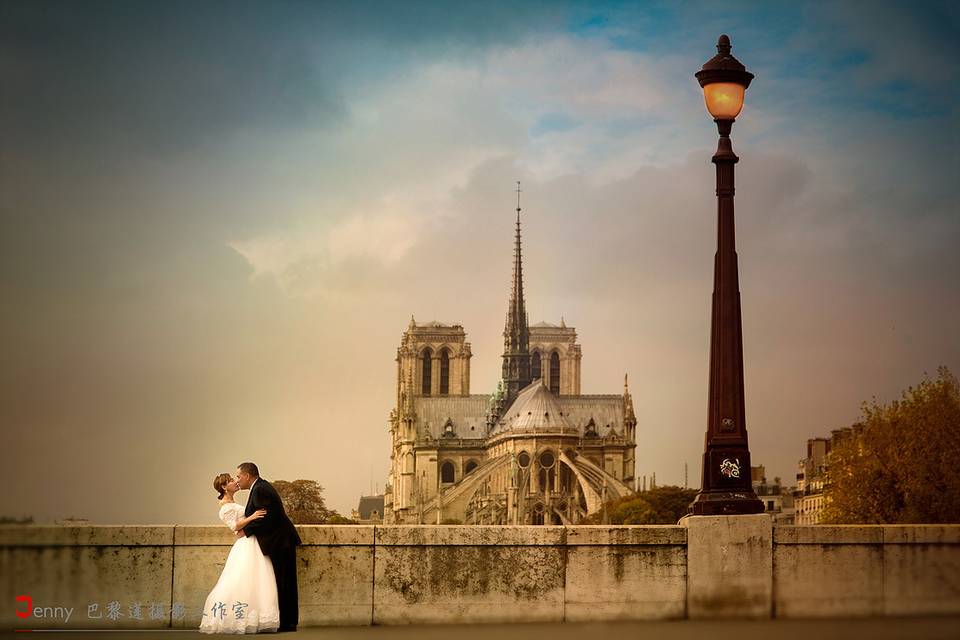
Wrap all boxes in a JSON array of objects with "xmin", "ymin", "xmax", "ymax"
[{"xmin": 2, "ymin": 0, "xmax": 957, "ymax": 524}]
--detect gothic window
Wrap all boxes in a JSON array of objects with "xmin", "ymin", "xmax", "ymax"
[
  {"xmin": 550, "ymin": 351, "xmax": 561, "ymax": 394},
  {"xmin": 421, "ymin": 348, "xmax": 432, "ymax": 395},
  {"xmin": 441, "ymin": 461, "xmax": 455, "ymax": 484},
  {"xmin": 531, "ymin": 350, "xmax": 541, "ymax": 381},
  {"xmin": 465, "ymin": 460, "xmax": 478, "ymax": 475},
  {"xmin": 531, "ymin": 503, "xmax": 544, "ymax": 525},
  {"xmin": 403, "ymin": 452, "xmax": 414, "ymax": 473},
  {"xmin": 538, "ymin": 450, "xmax": 555, "ymax": 469},
  {"xmin": 439, "ymin": 348, "xmax": 450, "ymax": 395}
]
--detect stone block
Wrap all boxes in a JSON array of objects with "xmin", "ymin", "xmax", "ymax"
[
  {"xmin": 685, "ymin": 514, "xmax": 772, "ymax": 619},
  {"xmin": 373, "ymin": 530, "xmax": 565, "ymax": 624},
  {"xmin": 882, "ymin": 526, "xmax": 960, "ymax": 616},
  {"xmin": 774, "ymin": 541, "xmax": 883, "ymax": 617}
]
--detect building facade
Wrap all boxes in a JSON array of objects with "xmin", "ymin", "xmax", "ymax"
[
  {"xmin": 751, "ymin": 465, "xmax": 795, "ymax": 525},
  {"xmin": 794, "ymin": 438, "xmax": 831, "ymax": 525},
  {"xmin": 383, "ymin": 195, "xmax": 637, "ymax": 525}
]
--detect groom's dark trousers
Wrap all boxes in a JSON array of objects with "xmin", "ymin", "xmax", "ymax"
[
  {"xmin": 242, "ymin": 477, "xmax": 303, "ymax": 629},
  {"xmin": 268, "ymin": 546, "xmax": 298, "ymax": 629}
]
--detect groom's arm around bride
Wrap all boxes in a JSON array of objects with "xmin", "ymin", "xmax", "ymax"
[{"xmin": 237, "ymin": 467, "xmax": 303, "ymax": 555}]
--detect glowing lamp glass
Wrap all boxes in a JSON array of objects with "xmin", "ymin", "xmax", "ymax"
[{"xmin": 702, "ymin": 82, "xmax": 745, "ymax": 119}]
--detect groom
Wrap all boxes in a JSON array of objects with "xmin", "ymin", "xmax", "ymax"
[{"xmin": 235, "ymin": 462, "xmax": 303, "ymax": 633}]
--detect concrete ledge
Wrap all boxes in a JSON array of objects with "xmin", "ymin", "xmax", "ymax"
[
  {"xmin": 3, "ymin": 523, "xmax": 959, "ymax": 628},
  {"xmin": 774, "ymin": 526, "xmax": 883, "ymax": 545},
  {"xmin": 882, "ymin": 525, "xmax": 960, "ymax": 544},
  {"xmin": 297, "ymin": 525, "xmax": 374, "ymax": 545},
  {"xmin": 173, "ymin": 525, "xmax": 237, "ymax": 546},
  {"xmin": 0, "ymin": 525, "xmax": 175, "ymax": 546},
  {"xmin": 565, "ymin": 526, "xmax": 686, "ymax": 545},
  {"xmin": 375, "ymin": 525, "xmax": 566, "ymax": 546}
]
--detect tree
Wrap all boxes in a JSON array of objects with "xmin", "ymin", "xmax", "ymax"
[
  {"xmin": 822, "ymin": 367, "xmax": 960, "ymax": 524},
  {"xmin": 272, "ymin": 479, "xmax": 339, "ymax": 524},
  {"xmin": 326, "ymin": 514, "xmax": 358, "ymax": 525},
  {"xmin": 582, "ymin": 486, "xmax": 698, "ymax": 524}
]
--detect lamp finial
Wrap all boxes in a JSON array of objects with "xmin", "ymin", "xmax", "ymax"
[{"xmin": 717, "ymin": 35, "xmax": 731, "ymax": 54}]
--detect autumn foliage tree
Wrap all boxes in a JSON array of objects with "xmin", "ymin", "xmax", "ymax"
[
  {"xmin": 822, "ymin": 367, "xmax": 960, "ymax": 524},
  {"xmin": 272, "ymin": 479, "xmax": 340, "ymax": 524},
  {"xmin": 582, "ymin": 486, "xmax": 698, "ymax": 524}
]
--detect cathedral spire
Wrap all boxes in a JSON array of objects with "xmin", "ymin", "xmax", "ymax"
[{"xmin": 501, "ymin": 181, "xmax": 532, "ymax": 407}]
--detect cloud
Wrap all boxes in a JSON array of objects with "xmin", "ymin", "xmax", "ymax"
[
  {"xmin": 225, "ymin": 33, "xmax": 707, "ymax": 295},
  {"xmin": 228, "ymin": 200, "xmax": 431, "ymax": 298},
  {"xmin": 0, "ymin": 0, "xmax": 570, "ymax": 153}
]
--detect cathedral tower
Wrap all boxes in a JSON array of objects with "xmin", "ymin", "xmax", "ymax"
[
  {"xmin": 396, "ymin": 318, "xmax": 471, "ymax": 402},
  {"xmin": 501, "ymin": 182, "xmax": 532, "ymax": 407}
]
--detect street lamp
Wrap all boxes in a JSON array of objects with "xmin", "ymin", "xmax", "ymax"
[{"xmin": 689, "ymin": 35, "xmax": 764, "ymax": 516}]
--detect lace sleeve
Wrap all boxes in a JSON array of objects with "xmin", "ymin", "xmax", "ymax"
[{"xmin": 220, "ymin": 505, "xmax": 240, "ymax": 531}]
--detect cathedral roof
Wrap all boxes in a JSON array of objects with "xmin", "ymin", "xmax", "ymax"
[
  {"xmin": 414, "ymin": 320, "xmax": 456, "ymax": 328},
  {"xmin": 413, "ymin": 395, "xmax": 490, "ymax": 440},
  {"xmin": 555, "ymin": 395, "xmax": 626, "ymax": 437},
  {"xmin": 530, "ymin": 321, "xmax": 559, "ymax": 328},
  {"xmin": 355, "ymin": 495, "xmax": 384, "ymax": 520},
  {"xmin": 409, "ymin": 390, "xmax": 630, "ymax": 442},
  {"xmin": 489, "ymin": 379, "xmax": 579, "ymax": 437}
]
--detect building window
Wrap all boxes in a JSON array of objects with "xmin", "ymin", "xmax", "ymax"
[
  {"xmin": 531, "ymin": 351, "xmax": 542, "ymax": 381},
  {"xmin": 439, "ymin": 348, "xmax": 450, "ymax": 395},
  {"xmin": 465, "ymin": 460, "xmax": 478, "ymax": 475},
  {"xmin": 421, "ymin": 349, "xmax": 432, "ymax": 395},
  {"xmin": 531, "ymin": 503, "xmax": 545, "ymax": 525},
  {"xmin": 440, "ymin": 461, "xmax": 455, "ymax": 484},
  {"xmin": 538, "ymin": 450, "xmax": 556, "ymax": 493},
  {"xmin": 549, "ymin": 352, "xmax": 560, "ymax": 394},
  {"xmin": 539, "ymin": 450, "xmax": 555, "ymax": 469}
]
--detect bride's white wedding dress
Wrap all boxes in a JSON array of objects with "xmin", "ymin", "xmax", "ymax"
[{"xmin": 199, "ymin": 502, "xmax": 280, "ymax": 634}]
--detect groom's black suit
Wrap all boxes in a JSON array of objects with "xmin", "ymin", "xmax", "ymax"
[{"xmin": 243, "ymin": 477, "xmax": 302, "ymax": 630}]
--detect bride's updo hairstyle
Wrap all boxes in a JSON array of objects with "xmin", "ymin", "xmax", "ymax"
[{"xmin": 213, "ymin": 473, "xmax": 233, "ymax": 499}]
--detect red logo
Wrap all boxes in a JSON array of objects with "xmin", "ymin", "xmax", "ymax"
[{"xmin": 16, "ymin": 595, "xmax": 32, "ymax": 619}]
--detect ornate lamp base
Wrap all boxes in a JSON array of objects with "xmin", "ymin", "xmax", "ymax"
[{"xmin": 689, "ymin": 490, "xmax": 764, "ymax": 515}]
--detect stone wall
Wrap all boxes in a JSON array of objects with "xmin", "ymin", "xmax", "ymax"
[{"xmin": 1, "ymin": 517, "xmax": 957, "ymax": 630}]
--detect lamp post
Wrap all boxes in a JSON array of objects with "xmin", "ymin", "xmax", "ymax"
[{"xmin": 689, "ymin": 35, "xmax": 764, "ymax": 516}]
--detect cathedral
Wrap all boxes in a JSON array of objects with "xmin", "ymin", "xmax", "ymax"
[{"xmin": 383, "ymin": 189, "xmax": 637, "ymax": 525}]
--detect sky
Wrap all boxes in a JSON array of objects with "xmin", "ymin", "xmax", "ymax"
[{"xmin": 1, "ymin": 0, "xmax": 958, "ymax": 524}]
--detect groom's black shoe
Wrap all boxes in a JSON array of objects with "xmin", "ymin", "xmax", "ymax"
[{"xmin": 278, "ymin": 626, "xmax": 297, "ymax": 633}]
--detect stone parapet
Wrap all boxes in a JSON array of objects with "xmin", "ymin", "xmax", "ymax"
[{"xmin": 1, "ymin": 521, "xmax": 957, "ymax": 630}]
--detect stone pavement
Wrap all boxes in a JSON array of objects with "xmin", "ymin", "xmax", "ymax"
[{"xmin": 4, "ymin": 617, "xmax": 960, "ymax": 640}]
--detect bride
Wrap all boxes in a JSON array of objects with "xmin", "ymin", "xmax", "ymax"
[{"xmin": 199, "ymin": 473, "xmax": 280, "ymax": 634}]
